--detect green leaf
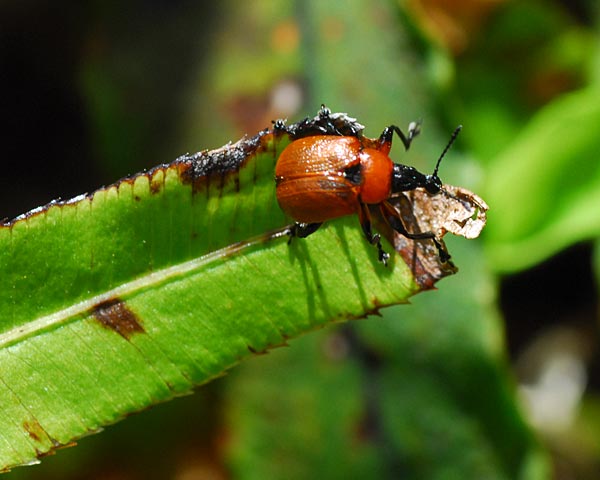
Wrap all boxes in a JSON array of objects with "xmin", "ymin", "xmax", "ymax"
[
  {"xmin": 225, "ymin": 241, "xmax": 549, "ymax": 480},
  {"xmin": 0, "ymin": 112, "xmax": 453, "ymax": 471},
  {"xmin": 484, "ymin": 87, "xmax": 600, "ymax": 273}
]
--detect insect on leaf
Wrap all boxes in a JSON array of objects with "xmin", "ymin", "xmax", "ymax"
[{"xmin": 0, "ymin": 108, "xmax": 486, "ymax": 471}]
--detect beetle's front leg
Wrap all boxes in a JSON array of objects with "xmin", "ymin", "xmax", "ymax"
[
  {"xmin": 378, "ymin": 122, "xmax": 421, "ymax": 151},
  {"xmin": 358, "ymin": 202, "xmax": 389, "ymax": 265},
  {"xmin": 380, "ymin": 201, "xmax": 450, "ymax": 262}
]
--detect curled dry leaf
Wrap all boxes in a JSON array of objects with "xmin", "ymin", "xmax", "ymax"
[
  {"xmin": 409, "ymin": 185, "xmax": 489, "ymax": 240},
  {"xmin": 375, "ymin": 185, "xmax": 488, "ymax": 289}
]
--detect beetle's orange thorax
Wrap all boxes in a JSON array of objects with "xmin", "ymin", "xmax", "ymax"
[{"xmin": 358, "ymin": 148, "xmax": 393, "ymax": 204}]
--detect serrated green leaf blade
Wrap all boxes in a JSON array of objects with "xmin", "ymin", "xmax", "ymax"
[{"xmin": 0, "ymin": 117, "xmax": 432, "ymax": 470}]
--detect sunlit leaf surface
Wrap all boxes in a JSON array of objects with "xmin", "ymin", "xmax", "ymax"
[{"xmin": 0, "ymin": 110, "xmax": 462, "ymax": 471}]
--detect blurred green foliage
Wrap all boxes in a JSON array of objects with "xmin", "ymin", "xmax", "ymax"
[
  {"xmin": 485, "ymin": 87, "xmax": 600, "ymax": 272},
  {"xmin": 3, "ymin": 0, "xmax": 600, "ymax": 478}
]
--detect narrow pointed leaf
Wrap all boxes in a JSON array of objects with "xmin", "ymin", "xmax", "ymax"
[{"xmin": 0, "ymin": 110, "xmax": 485, "ymax": 471}]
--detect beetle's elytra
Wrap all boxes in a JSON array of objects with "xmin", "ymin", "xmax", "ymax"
[{"xmin": 275, "ymin": 107, "xmax": 461, "ymax": 265}]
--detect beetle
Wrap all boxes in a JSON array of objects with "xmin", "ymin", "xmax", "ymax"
[{"xmin": 275, "ymin": 119, "xmax": 461, "ymax": 265}]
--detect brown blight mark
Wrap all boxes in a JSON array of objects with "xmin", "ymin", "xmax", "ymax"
[
  {"xmin": 33, "ymin": 437, "xmax": 77, "ymax": 460},
  {"xmin": 23, "ymin": 418, "xmax": 47, "ymax": 443},
  {"xmin": 150, "ymin": 175, "xmax": 163, "ymax": 195},
  {"xmin": 92, "ymin": 298, "xmax": 145, "ymax": 340},
  {"xmin": 177, "ymin": 132, "xmax": 273, "ymax": 195},
  {"xmin": 247, "ymin": 345, "xmax": 269, "ymax": 355}
]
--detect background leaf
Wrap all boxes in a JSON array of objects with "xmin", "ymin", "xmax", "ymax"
[{"xmin": 484, "ymin": 87, "xmax": 600, "ymax": 272}]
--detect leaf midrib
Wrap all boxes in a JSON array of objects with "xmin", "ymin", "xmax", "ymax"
[{"xmin": 0, "ymin": 227, "xmax": 289, "ymax": 350}]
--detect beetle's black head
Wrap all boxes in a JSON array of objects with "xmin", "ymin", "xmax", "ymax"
[
  {"xmin": 390, "ymin": 125, "xmax": 461, "ymax": 196},
  {"xmin": 390, "ymin": 165, "xmax": 443, "ymax": 195},
  {"xmin": 424, "ymin": 174, "xmax": 442, "ymax": 194}
]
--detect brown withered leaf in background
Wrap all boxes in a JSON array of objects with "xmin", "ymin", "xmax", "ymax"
[{"xmin": 374, "ymin": 185, "xmax": 488, "ymax": 289}]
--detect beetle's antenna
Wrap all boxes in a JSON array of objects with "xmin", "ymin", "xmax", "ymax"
[{"xmin": 433, "ymin": 125, "xmax": 462, "ymax": 177}]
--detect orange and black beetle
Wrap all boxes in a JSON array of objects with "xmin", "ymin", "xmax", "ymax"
[{"xmin": 275, "ymin": 111, "xmax": 460, "ymax": 265}]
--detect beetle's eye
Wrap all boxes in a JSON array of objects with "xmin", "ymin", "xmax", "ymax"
[{"xmin": 425, "ymin": 175, "xmax": 442, "ymax": 194}]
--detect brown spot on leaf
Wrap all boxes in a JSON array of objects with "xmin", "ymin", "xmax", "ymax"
[
  {"xmin": 247, "ymin": 345, "xmax": 269, "ymax": 355},
  {"xmin": 177, "ymin": 134, "xmax": 265, "ymax": 195},
  {"xmin": 92, "ymin": 298, "xmax": 145, "ymax": 340},
  {"xmin": 150, "ymin": 175, "xmax": 163, "ymax": 195},
  {"xmin": 35, "ymin": 448, "xmax": 57, "ymax": 459},
  {"xmin": 23, "ymin": 419, "xmax": 46, "ymax": 443}
]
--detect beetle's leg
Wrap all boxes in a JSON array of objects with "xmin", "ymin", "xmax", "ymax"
[
  {"xmin": 380, "ymin": 201, "xmax": 450, "ymax": 262},
  {"xmin": 378, "ymin": 122, "xmax": 421, "ymax": 151},
  {"xmin": 316, "ymin": 105, "xmax": 345, "ymax": 136},
  {"xmin": 287, "ymin": 222, "xmax": 322, "ymax": 244},
  {"xmin": 358, "ymin": 202, "xmax": 389, "ymax": 265}
]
